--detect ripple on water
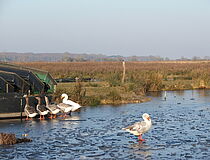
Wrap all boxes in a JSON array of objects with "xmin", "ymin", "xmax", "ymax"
[{"xmin": 1, "ymin": 90, "xmax": 210, "ymax": 159}]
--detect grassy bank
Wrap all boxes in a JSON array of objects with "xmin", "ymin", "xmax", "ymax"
[
  {"xmin": 54, "ymin": 82, "xmax": 151, "ymax": 106},
  {"xmin": 14, "ymin": 61, "xmax": 210, "ymax": 105}
]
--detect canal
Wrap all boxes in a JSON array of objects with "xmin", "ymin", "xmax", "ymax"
[{"xmin": 0, "ymin": 90, "xmax": 210, "ymax": 159}]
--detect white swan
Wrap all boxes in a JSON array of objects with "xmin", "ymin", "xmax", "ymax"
[
  {"xmin": 44, "ymin": 96, "xmax": 60, "ymax": 119},
  {"xmin": 61, "ymin": 93, "xmax": 82, "ymax": 112},
  {"xmin": 23, "ymin": 95, "xmax": 38, "ymax": 120},
  {"xmin": 123, "ymin": 113, "xmax": 152, "ymax": 141},
  {"xmin": 35, "ymin": 97, "xmax": 49, "ymax": 120}
]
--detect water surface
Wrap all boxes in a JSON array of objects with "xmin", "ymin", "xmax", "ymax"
[{"xmin": 0, "ymin": 90, "xmax": 210, "ymax": 159}]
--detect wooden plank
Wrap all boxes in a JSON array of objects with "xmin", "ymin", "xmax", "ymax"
[{"xmin": 0, "ymin": 112, "xmax": 26, "ymax": 119}]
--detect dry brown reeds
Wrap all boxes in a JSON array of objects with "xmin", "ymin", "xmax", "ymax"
[{"xmin": 14, "ymin": 61, "xmax": 210, "ymax": 91}]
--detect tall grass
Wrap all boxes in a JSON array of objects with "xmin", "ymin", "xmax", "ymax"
[{"xmin": 14, "ymin": 61, "xmax": 210, "ymax": 92}]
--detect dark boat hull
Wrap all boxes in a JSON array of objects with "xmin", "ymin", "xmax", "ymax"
[{"xmin": 0, "ymin": 93, "xmax": 52, "ymax": 119}]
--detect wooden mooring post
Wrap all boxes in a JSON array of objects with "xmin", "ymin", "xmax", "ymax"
[{"xmin": 122, "ymin": 60, "xmax": 125, "ymax": 84}]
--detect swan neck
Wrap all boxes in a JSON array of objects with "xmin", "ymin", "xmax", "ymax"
[{"xmin": 63, "ymin": 95, "xmax": 68, "ymax": 101}]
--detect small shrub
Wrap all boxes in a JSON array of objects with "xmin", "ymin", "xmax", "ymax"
[
  {"xmin": 71, "ymin": 82, "xmax": 86, "ymax": 103},
  {"xmin": 107, "ymin": 89, "xmax": 121, "ymax": 102},
  {"xmin": 107, "ymin": 72, "xmax": 121, "ymax": 87},
  {"xmin": 86, "ymin": 82, "xmax": 100, "ymax": 87},
  {"xmin": 82, "ymin": 96, "xmax": 101, "ymax": 106}
]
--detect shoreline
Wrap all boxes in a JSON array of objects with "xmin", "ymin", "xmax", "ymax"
[{"xmin": 100, "ymin": 96, "xmax": 151, "ymax": 105}]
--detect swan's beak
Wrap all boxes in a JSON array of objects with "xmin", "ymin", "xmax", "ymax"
[
  {"xmin": 147, "ymin": 116, "xmax": 150, "ymax": 120},
  {"xmin": 61, "ymin": 96, "xmax": 64, "ymax": 100}
]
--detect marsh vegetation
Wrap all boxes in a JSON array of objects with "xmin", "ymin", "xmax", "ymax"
[{"xmin": 14, "ymin": 61, "xmax": 210, "ymax": 105}]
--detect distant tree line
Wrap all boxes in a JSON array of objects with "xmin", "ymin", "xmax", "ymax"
[{"xmin": 0, "ymin": 52, "xmax": 210, "ymax": 62}]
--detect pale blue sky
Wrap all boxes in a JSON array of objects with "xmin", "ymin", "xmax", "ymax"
[{"xmin": 0, "ymin": 0, "xmax": 210, "ymax": 59}]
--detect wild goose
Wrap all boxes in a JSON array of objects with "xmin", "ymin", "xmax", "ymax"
[
  {"xmin": 44, "ymin": 96, "xmax": 60, "ymax": 119},
  {"xmin": 57, "ymin": 102, "xmax": 73, "ymax": 118},
  {"xmin": 35, "ymin": 97, "xmax": 49, "ymax": 120},
  {"xmin": 23, "ymin": 95, "xmax": 38, "ymax": 120}
]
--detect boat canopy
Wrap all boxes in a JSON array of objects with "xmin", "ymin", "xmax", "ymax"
[
  {"xmin": 0, "ymin": 63, "xmax": 57, "ymax": 94},
  {"xmin": 22, "ymin": 66, "xmax": 57, "ymax": 93},
  {"xmin": 0, "ymin": 71, "xmax": 30, "ymax": 93},
  {"xmin": 0, "ymin": 76, "xmax": 15, "ymax": 93}
]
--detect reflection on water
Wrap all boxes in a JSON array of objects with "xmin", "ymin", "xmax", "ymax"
[
  {"xmin": 197, "ymin": 89, "xmax": 210, "ymax": 97},
  {"xmin": 63, "ymin": 115, "xmax": 80, "ymax": 121},
  {"xmin": 129, "ymin": 143, "xmax": 152, "ymax": 158},
  {"xmin": 146, "ymin": 91, "xmax": 162, "ymax": 97},
  {"xmin": 0, "ymin": 89, "xmax": 210, "ymax": 159},
  {"xmin": 174, "ymin": 90, "xmax": 185, "ymax": 96}
]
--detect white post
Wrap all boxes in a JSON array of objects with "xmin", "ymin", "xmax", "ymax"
[
  {"xmin": 6, "ymin": 83, "xmax": 9, "ymax": 93},
  {"xmin": 122, "ymin": 60, "xmax": 125, "ymax": 84}
]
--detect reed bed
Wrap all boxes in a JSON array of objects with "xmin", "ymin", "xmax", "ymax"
[{"xmin": 14, "ymin": 61, "xmax": 210, "ymax": 105}]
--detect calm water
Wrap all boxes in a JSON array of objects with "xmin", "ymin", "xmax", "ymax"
[{"xmin": 0, "ymin": 90, "xmax": 210, "ymax": 160}]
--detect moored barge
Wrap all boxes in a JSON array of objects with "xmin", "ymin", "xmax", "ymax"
[{"xmin": 0, "ymin": 63, "xmax": 57, "ymax": 119}]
